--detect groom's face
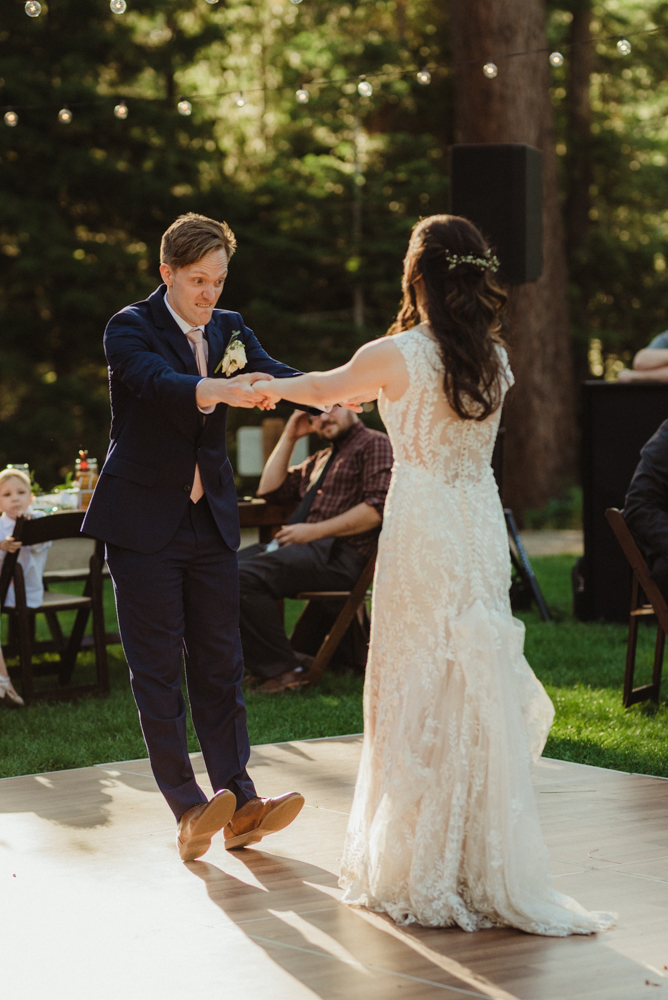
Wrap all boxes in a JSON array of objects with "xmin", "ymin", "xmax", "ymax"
[{"xmin": 160, "ymin": 248, "xmax": 229, "ymax": 327}]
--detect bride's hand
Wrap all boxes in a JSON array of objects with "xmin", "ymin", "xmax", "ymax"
[{"xmin": 252, "ymin": 379, "xmax": 281, "ymax": 410}]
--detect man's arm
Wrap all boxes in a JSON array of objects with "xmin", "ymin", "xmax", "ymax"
[
  {"xmin": 273, "ymin": 430, "xmax": 392, "ymax": 546},
  {"xmin": 258, "ymin": 411, "xmax": 312, "ymax": 496},
  {"xmin": 106, "ymin": 310, "xmax": 271, "ymax": 413},
  {"xmin": 634, "ymin": 348, "xmax": 668, "ymax": 371},
  {"xmin": 619, "ymin": 365, "xmax": 668, "ymax": 383},
  {"xmin": 273, "ymin": 502, "xmax": 381, "ymax": 547}
]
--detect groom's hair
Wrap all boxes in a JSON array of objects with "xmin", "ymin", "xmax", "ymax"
[{"xmin": 160, "ymin": 213, "xmax": 237, "ymax": 269}]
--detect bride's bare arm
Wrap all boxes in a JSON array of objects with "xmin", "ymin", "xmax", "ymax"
[{"xmin": 255, "ymin": 339, "xmax": 408, "ymax": 409}]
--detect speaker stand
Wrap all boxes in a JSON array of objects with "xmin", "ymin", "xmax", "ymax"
[{"xmin": 504, "ymin": 508, "xmax": 551, "ymax": 622}]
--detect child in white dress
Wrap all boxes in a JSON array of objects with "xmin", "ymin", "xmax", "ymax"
[{"xmin": 0, "ymin": 469, "xmax": 52, "ymax": 706}]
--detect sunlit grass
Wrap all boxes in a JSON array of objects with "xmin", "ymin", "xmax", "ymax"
[{"xmin": 0, "ymin": 556, "xmax": 666, "ymax": 780}]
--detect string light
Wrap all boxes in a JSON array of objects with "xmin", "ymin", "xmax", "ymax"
[
  {"xmin": 6, "ymin": 20, "xmax": 668, "ymax": 130},
  {"xmin": 289, "ymin": 0, "xmax": 303, "ymax": 5},
  {"xmin": 24, "ymin": 1, "xmax": 41, "ymax": 16},
  {"xmin": 205, "ymin": 0, "xmax": 219, "ymax": 3},
  {"xmin": 110, "ymin": 0, "xmax": 127, "ymax": 11}
]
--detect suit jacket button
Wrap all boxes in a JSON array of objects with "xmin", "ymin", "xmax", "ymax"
[{"xmin": 184, "ymin": 484, "xmax": 191, "ymax": 492}]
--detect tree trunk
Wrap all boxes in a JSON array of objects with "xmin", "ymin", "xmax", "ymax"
[
  {"xmin": 449, "ymin": 0, "xmax": 576, "ymax": 517},
  {"xmin": 566, "ymin": 0, "xmax": 593, "ymax": 255}
]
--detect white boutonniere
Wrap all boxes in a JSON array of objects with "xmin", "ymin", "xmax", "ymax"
[{"xmin": 215, "ymin": 330, "xmax": 247, "ymax": 376}]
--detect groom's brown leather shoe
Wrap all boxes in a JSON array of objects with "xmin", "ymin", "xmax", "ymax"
[
  {"xmin": 176, "ymin": 789, "xmax": 237, "ymax": 862},
  {"xmin": 223, "ymin": 792, "xmax": 305, "ymax": 850}
]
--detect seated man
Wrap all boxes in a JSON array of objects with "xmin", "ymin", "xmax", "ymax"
[
  {"xmin": 624, "ymin": 418, "xmax": 668, "ymax": 593},
  {"xmin": 618, "ymin": 330, "xmax": 668, "ymax": 382},
  {"xmin": 238, "ymin": 405, "xmax": 393, "ymax": 692}
]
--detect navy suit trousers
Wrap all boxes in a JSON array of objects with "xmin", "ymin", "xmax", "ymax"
[{"xmin": 106, "ymin": 497, "xmax": 256, "ymax": 820}]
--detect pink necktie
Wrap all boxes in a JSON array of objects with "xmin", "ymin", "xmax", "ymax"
[{"xmin": 184, "ymin": 327, "xmax": 207, "ymax": 504}]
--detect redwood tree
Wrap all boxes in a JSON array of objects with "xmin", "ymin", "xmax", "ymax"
[{"xmin": 449, "ymin": 0, "xmax": 576, "ymax": 515}]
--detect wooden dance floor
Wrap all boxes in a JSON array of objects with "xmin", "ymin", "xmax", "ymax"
[{"xmin": 2, "ymin": 735, "xmax": 667, "ymax": 1000}]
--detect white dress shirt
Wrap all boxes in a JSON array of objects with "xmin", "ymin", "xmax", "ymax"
[{"xmin": 164, "ymin": 292, "xmax": 215, "ymax": 415}]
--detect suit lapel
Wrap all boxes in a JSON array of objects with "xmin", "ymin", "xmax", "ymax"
[
  {"xmin": 205, "ymin": 317, "xmax": 225, "ymax": 377},
  {"xmin": 148, "ymin": 285, "xmax": 199, "ymax": 376}
]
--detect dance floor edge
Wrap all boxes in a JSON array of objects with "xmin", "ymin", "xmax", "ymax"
[{"xmin": 2, "ymin": 734, "xmax": 667, "ymax": 1000}]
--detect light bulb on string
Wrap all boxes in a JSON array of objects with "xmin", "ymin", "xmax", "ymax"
[
  {"xmin": 177, "ymin": 98, "xmax": 192, "ymax": 116},
  {"xmin": 204, "ymin": 0, "xmax": 219, "ymax": 3},
  {"xmin": 4, "ymin": 111, "xmax": 18, "ymax": 127},
  {"xmin": 110, "ymin": 0, "xmax": 127, "ymax": 12},
  {"xmin": 114, "ymin": 100, "xmax": 128, "ymax": 119},
  {"xmin": 234, "ymin": 92, "xmax": 246, "ymax": 108},
  {"xmin": 58, "ymin": 106, "xmax": 73, "ymax": 124},
  {"xmin": 25, "ymin": 1, "xmax": 41, "ymax": 16},
  {"xmin": 416, "ymin": 67, "xmax": 431, "ymax": 86},
  {"xmin": 549, "ymin": 51, "xmax": 564, "ymax": 67},
  {"xmin": 358, "ymin": 77, "xmax": 373, "ymax": 97},
  {"xmin": 482, "ymin": 62, "xmax": 498, "ymax": 79},
  {"xmin": 617, "ymin": 38, "xmax": 632, "ymax": 55},
  {"xmin": 296, "ymin": 88, "xmax": 309, "ymax": 104},
  {"xmin": 289, "ymin": 0, "xmax": 303, "ymax": 5}
]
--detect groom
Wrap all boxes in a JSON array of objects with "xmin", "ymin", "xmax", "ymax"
[{"xmin": 83, "ymin": 213, "xmax": 306, "ymax": 860}]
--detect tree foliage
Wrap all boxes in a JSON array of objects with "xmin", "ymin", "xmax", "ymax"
[
  {"xmin": 4, "ymin": 0, "xmax": 668, "ymax": 490},
  {"xmin": 548, "ymin": 0, "xmax": 668, "ymax": 379},
  {"xmin": 0, "ymin": 0, "xmax": 449, "ymax": 487}
]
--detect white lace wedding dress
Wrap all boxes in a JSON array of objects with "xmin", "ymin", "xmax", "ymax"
[{"xmin": 339, "ymin": 325, "xmax": 616, "ymax": 936}]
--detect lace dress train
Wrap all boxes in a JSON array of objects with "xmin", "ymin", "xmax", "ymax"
[{"xmin": 339, "ymin": 327, "xmax": 616, "ymax": 936}]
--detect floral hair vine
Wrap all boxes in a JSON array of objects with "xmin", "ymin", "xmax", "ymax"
[{"xmin": 443, "ymin": 250, "xmax": 500, "ymax": 273}]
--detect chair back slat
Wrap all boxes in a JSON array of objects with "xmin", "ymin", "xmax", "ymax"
[
  {"xmin": 605, "ymin": 508, "xmax": 668, "ymax": 629},
  {"xmin": 16, "ymin": 510, "xmax": 87, "ymax": 545},
  {"xmin": 0, "ymin": 515, "xmax": 26, "ymax": 608}
]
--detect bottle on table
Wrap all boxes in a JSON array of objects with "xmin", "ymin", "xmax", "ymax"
[{"xmin": 75, "ymin": 450, "xmax": 98, "ymax": 510}]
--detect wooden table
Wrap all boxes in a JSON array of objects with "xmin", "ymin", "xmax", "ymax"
[{"xmin": 237, "ymin": 500, "xmax": 295, "ymax": 543}]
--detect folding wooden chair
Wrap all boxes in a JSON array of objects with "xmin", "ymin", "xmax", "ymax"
[
  {"xmin": 42, "ymin": 542, "xmax": 120, "ymax": 647},
  {"xmin": 605, "ymin": 508, "xmax": 668, "ymax": 707},
  {"xmin": 0, "ymin": 511, "xmax": 109, "ymax": 703},
  {"xmin": 290, "ymin": 546, "xmax": 377, "ymax": 686}
]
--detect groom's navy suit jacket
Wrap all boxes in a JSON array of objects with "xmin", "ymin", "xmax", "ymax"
[{"xmin": 82, "ymin": 284, "xmax": 303, "ymax": 554}]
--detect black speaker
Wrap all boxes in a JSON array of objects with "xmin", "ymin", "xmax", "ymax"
[
  {"xmin": 580, "ymin": 381, "xmax": 668, "ymax": 622},
  {"xmin": 450, "ymin": 143, "xmax": 543, "ymax": 285}
]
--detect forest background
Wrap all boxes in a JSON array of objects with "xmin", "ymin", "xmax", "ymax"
[{"xmin": 1, "ymin": 0, "xmax": 667, "ymax": 519}]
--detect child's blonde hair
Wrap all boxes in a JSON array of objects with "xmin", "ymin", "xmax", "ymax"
[{"xmin": 0, "ymin": 468, "xmax": 32, "ymax": 490}]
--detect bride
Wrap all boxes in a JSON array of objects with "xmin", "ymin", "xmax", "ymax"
[{"xmin": 256, "ymin": 214, "xmax": 615, "ymax": 936}]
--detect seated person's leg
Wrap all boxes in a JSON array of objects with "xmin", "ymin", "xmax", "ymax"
[{"xmin": 238, "ymin": 539, "xmax": 365, "ymax": 682}]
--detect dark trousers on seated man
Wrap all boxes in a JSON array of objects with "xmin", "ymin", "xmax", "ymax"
[{"xmin": 239, "ymin": 537, "xmax": 368, "ymax": 681}]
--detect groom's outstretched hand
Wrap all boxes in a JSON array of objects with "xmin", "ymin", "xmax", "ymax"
[{"xmin": 196, "ymin": 372, "xmax": 277, "ymax": 410}]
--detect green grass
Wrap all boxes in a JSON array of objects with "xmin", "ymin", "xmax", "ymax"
[
  {"xmin": 0, "ymin": 587, "xmax": 363, "ymax": 778},
  {"xmin": 0, "ymin": 556, "xmax": 666, "ymax": 780},
  {"xmin": 517, "ymin": 555, "xmax": 668, "ymax": 777}
]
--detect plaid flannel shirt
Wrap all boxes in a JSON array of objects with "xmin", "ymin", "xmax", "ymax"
[{"xmin": 260, "ymin": 420, "xmax": 393, "ymax": 558}]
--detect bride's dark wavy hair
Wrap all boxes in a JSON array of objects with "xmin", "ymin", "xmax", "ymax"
[{"xmin": 387, "ymin": 214, "xmax": 508, "ymax": 421}]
